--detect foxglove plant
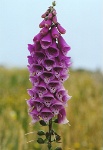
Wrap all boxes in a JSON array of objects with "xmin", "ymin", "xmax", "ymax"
[{"xmin": 26, "ymin": 1, "xmax": 72, "ymax": 150}]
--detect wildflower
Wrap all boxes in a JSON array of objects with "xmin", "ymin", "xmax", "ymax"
[
  {"xmin": 26, "ymin": 1, "xmax": 72, "ymax": 149},
  {"xmin": 27, "ymin": 3, "xmax": 72, "ymax": 124}
]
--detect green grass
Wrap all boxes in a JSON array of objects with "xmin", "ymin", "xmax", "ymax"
[{"xmin": 0, "ymin": 67, "xmax": 103, "ymax": 150}]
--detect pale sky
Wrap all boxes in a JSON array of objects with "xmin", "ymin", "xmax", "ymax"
[{"xmin": 0, "ymin": 0, "xmax": 103, "ymax": 71}]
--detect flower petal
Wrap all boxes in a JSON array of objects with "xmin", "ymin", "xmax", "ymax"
[
  {"xmin": 35, "ymin": 82, "xmax": 47, "ymax": 97},
  {"xmin": 30, "ymin": 64, "xmax": 44, "ymax": 76},
  {"xmin": 45, "ymin": 40, "xmax": 59, "ymax": 58},
  {"xmin": 57, "ymin": 24, "xmax": 66, "ymax": 34},
  {"xmin": 45, "ymin": 19, "xmax": 52, "ymax": 28},
  {"xmin": 58, "ymin": 35, "xmax": 71, "ymax": 55},
  {"xmin": 26, "ymin": 98, "xmax": 35, "ymax": 107},
  {"xmin": 33, "ymin": 33, "xmax": 43, "ymax": 43},
  {"xmin": 43, "ymin": 58, "xmax": 55, "ymax": 71},
  {"xmin": 41, "ymin": 71, "xmax": 54, "ymax": 84},
  {"xmin": 29, "ymin": 75, "xmax": 40, "ymax": 86},
  {"xmin": 27, "ymin": 56, "xmax": 35, "ymax": 65},
  {"xmin": 40, "ymin": 107, "xmax": 54, "ymax": 122},
  {"xmin": 29, "ymin": 108, "xmax": 40, "ymax": 123},
  {"xmin": 52, "ymin": 15, "xmax": 57, "ymax": 24},
  {"xmin": 53, "ymin": 66, "xmax": 63, "ymax": 78},
  {"xmin": 56, "ymin": 88, "xmax": 67, "ymax": 101},
  {"xmin": 40, "ymin": 32, "xmax": 52, "ymax": 49},
  {"xmin": 48, "ymin": 80, "xmax": 61, "ymax": 93},
  {"xmin": 39, "ymin": 19, "xmax": 45, "ymax": 28},
  {"xmin": 42, "ymin": 92, "xmax": 54, "ymax": 107},
  {"xmin": 33, "ymin": 98, "xmax": 44, "ymax": 112},
  {"xmin": 51, "ymin": 26, "xmax": 59, "ymax": 39},
  {"xmin": 27, "ymin": 89, "xmax": 37, "ymax": 98},
  {"xmin": 51, "ymin": 100, "xmax": 64, "ymax": 115},
  {"xmin": 62, "ymin": 95, "xmax": 72, "ymax": 103},
  {"xmin": 28, "ymin": 44, "xmax": 35, "ymax": 55},
  {"xmin": 40, "ymin": 27, "xmax": 49, "ymax": 35},
  {"xmin": 59, "ymin": 73, "xmax": 69, "ymax": 83},
  {"xmin": 57, "ymin": 108, "xmax": 69, "ymax": 124},
  {"xmin": 34, "ymin": 51, "xmax": 45, "ymax": 64}
]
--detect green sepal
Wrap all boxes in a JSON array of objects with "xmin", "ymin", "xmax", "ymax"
[
  {"xmin": 55, "ymin": 135, "xmax": 61, "ymax": 142},
  {"xmin": 55, "ymin": 147, "xmax": 62, "ymax": 150},
  {"xmin": 37, "ymin": 138, "xmax": 45, "ymax": 144},
  {"xmin": 37, "ymin": 130, "xmax": 45, "ymax": 136},
  {"xmin": 39, "ymin": 120, "xmax": 47, "ymax": 126},
  {"xmin": 45, "ymin": 132, "xmax": 49, "ymax": 139},
  {"xmin": 54, "ymin": 119, "xmax": 58, "ymax": 123}
]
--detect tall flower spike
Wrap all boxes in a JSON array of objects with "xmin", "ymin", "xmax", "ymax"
[{"xmin": 26, "ymin": 2, "xmax": 72, "ymax": 149}]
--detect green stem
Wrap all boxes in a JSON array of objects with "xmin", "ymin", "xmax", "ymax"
[{"xmin": 48, "ymin": 119, "xmax": 52, "ymax": 150}]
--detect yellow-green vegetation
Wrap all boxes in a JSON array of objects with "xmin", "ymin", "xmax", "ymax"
[{"xmin": 0, "ymin": 67, "xmax": 103, "ymax": 150}]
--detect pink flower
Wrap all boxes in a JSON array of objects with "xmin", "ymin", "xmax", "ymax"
[
  {"xmin": 57, "ymin": 108, "xmax": 69, "ymax": 124},
  {"xmin": 58, "ymin": 35, "xmax": 71, "ymax": 55},
  {"xmin": 27, "ymin": 3, "xmax": 72, "ymax": 125},
  {"xmin": 51, "ymin": 26, "xmax": 59, "ymax": 39},
  {"xmin": 40, "ymin": 32, "xmax": 52, "ymax": 49},
  {"xmin": 57, "ymin": 24, "xmax": 66, "ymax": 34}
]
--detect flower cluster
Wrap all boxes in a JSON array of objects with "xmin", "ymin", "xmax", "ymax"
[{"xmin": 27, "ymin": 4, "xmax": 71, "ymax": 125}]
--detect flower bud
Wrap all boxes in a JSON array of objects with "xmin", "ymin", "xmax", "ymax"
[
  {"xmin": 37, "ymin": 130, "xmax": 45, "ymax": 136},
  {"xmin": 33, "ymin": 33, "xmax": 43, "ymax": 43},
  {"xmin": 48, "ymin": 13, "xmax": 53, "ymax": 19},
  {"xmin": 39, "ymin": 120, "xmax": 47, "ymax": 126},
  {"xmin": 37, "ymin": 138, "xmax": 45, "ymax": 144},
  {"xmin": 52, "ymin": 9, "xmax": 57, "ymax": 15},
  {"xmin": 39, "ymin": 20, "xmax": 45, "ymax": 28},
  {"xmin": 52, "ymin": 16, "xmax": 57, "ymax": 24},
  {"xmin": 52, "ymin": 1, "xmax": 56, "ymax": 6},
  {"xmin": 45, "ymin": 19, "xmax": 52, "ymax": 28},
  {"xmin": 56, "ymin": 135, "xmax": 61, "ymax": 142},
  {"xmin": 41, "ymin": 11, "xmax": 49, "ymax": 18},
  {"xmin": 51, "ymin": 26, "xmax": 59, "ymax": 39},
  {"xmin": 40, "ymin": 27, "xmax": 49, "ymax": 35},
  {"xmin": 57, "ymin": 24, "xmax": 66, "ymax": 34}
]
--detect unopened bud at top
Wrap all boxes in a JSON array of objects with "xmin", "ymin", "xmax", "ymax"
[
  {"xmin": 53, "ymin": 16, "xmax": 57, "ymax": 24},
  {"xmin": 41, "ymin": 10, "xmax": 49, "ymax": 18},
  {"xmin": 57, "ymin": 24, "xmax": 66, "ymax": 34},
  {"xmin": 52, "ymin": 1, "xmax": 56, "ymax": 7},
  {"xmin": 48, "ymin": 13, "xmax": 53, "ymax": 19},
  {"xmin": 37, "ymin": 138, "xmax": 45, "ymax": 144}
]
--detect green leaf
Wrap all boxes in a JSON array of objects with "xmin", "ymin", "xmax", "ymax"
[
  {"xmin": 39, "ymin": 120, "xmax": 47, "ymax": 126},
  {"xmin": 56, "ymin": 135, "xmax": 61, "ymax": 142},
  {"xmin": 37, "ymin": 130, "xmax": 45, "ymax": 136},
  {"xmin": 37, "ymin": 138, "xmax": 45, "ymax": 144}
]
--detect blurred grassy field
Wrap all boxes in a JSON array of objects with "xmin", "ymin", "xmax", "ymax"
[{"xmin": 0, "ymin": 67, "xmax": 103, "ymax": 150}]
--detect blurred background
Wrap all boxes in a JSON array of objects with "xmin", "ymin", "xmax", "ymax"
[{"xmin": 0, "ymin": 0, "xmax": 103, "ymax": 150}]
